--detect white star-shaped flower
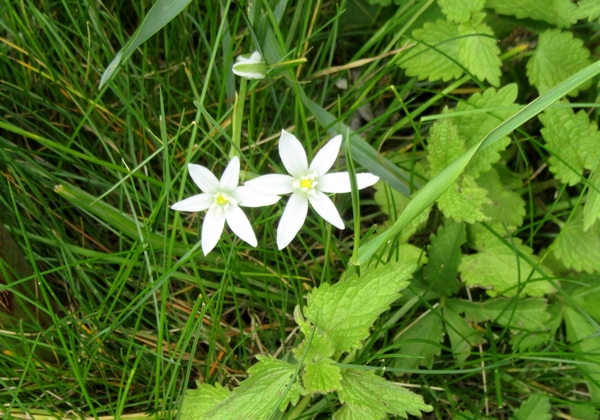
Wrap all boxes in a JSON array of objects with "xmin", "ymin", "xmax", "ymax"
[
  {"xmin": 245, "ymin": 130, "xmax": 379, "ymax": 249},
  {"xmin": 172, "ymin": 156, "xmax": 280, "ymax": 255}
]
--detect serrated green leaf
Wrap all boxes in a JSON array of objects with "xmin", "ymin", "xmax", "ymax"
[
  {"xmin": 336, "ymin": 369, "xmax": 433, "ymax": 419},
  {"xmin": 180, "ymin": 382, "xmax": 230, "ymax": 420},
  {"xmin": 423, "ymin": 219, "xmax": 466, "ymax": 296},
  {"xmin": 564, "ymin": 307, "xmax": 600, "ymax": 402},
  {"xmin": 553, "ymin": 209, "xmax": 600, "ymax": 273},
  {"xmin": 438, "ymin": 174, "xmax": 491, "ymax": 223},
  {"xmin": 539, "ymin": 104, "xmax": 600, "ymax": 186},
  {"xmin": 293, "ymin": 306, "xmax": 336, "ymax": 362},
  {"xmin": 527, "ymin": 30, "xmax": 592, "ymax": 96},
  {"xmin": 303, "ymin": 262, "xmax": 416, "ymax": 354},
  {"xmin": 303, "ymin": 358, "xmax": 342, "ymax": 394},
  {"xmin": 400, "ymin": 19, "xmax": 463, "ymax": 83},
  {"xmin": 513, "ymin": 394, "xmax": 552, "ymax": 420},
  {"xmin": 443, "ymin": 306, "xmax": 485, "ymax": 365},
  {"xmin": 454, "ymin": 84, "xmax": 518, "ymax": 178},
  {"xmin": 458, "ymin": 14, "xmax": 501, "ymax": 87},
  {"xmin": 575, "ymin": 0, "xmax": 600, "ymax": 22},
  {"xmin": 459, "ymin": 228, "xmax": 555, "ymax": 297},
  {"xmin": 477, "ymin": 166, "xmax": 526, "ymax": 227},
  {"xmin": 509, "ymin": 302, "xmax": 563, "ymax": 352},
  {"xmin": 392, "ymin": 311, "xmax": 445, "ymax": 371},
  {"xmin": 438, "ymin": 0, "xmax": 485, "ymax": 22},
  {"xmin": 486, "ymin": 0, "xmax": 577, "ymax": 27},
  {"xmin": 204, "ymin": 356, "xmax": 296, "ymax": 419},
  {"xmin": 428, "ymin": 117, "xmax": 466, "ymax": 176},
  {"xmin": 448, "ymin": 298, "xmax": 550, "ymax": 331},
  {"xmin": 584, "ymin": 167, "xmax": 600, "ymax": 231}
]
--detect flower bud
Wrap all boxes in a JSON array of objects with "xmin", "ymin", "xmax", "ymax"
[{"xmin": 232, "ymin": 51, "xmax": 266, "ymax": 79}]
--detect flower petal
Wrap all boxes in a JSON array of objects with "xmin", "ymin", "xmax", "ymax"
[
  {"xmin": 220, "ymin": 156, "xmax": 240, "ymax": 192},
  {"xmin": 171, "ymin": 193, "xmax": 213, "ymax": 212},
  {"xmin": 308, "ymin": 135, "xmax": 342, "ymax": 177},
  {"xmin": 201, "ymin": 206, "xmax": 226, "ymax": 255},
  {"xmin": 188, "ymin": 164, "xmax": 219, "ymax": 193},
  {"xmin": 308, "ymin": 191, "xmax": 345, "ymax": 229},
  {"xmin": 277, "ymin": 192, "xmax": 308, "ymax": 250},
  {"xmin": 318, "ymin": 172, "xmax": 379, "ymax": 193},
  {"xmin": 279, "ymin": 130, "xmax": 308, "ymax": 178},
  {"xmin": 244, "ymin": 174, "xmax": 295, "ymax": 195},
  {"xmin": 233, "ymin": 186, "xmax": 280, "ymax": 207},
  {"xmin": 225, "ymin": 205, "xmax": 257, "ymax": 247}
]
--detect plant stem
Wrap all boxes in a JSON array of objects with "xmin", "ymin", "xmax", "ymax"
[{"xmin": 230, "ymin": 77, "xmax": 247, "ymax": 158}]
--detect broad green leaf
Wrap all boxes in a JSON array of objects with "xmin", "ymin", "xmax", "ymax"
[
  {"xmin": 427, "ymin": 117, "xmax": 466, "ymax": 175},
  {"xmin": 438, "ymin": 0, "xmax": 485, "ymax": 22},
  {"xmin": 180, "ymin": 382, "xmax": 230, "ymax": 420},
  {"xmin": 513, "ymin": 394, "xmax": 552, "ymax": 420},
  {"xmin": 509, "ymin": 302, "xmax": 563, "ymax": 351},
  {"xmin": 458, "ymin": 14, "xmax": 501, "ymax": 87},
  {"xmin": 448, "ymin": 297, "xmax": 550, "ymax": 331},
  {"xmin": 553, "ymin": 209, "xmax": 600, "ymax": 273},
  {"xmin": 336, "ymin": 369, "xmax": 433, "ymax": 418},
  {"xmin": 455, "ymin": 84, "xmax": 518, "ymax": 178},
  {"xmin": 302, "ymin": 358, "xmax": 342, "ymax": 394},
  {"xmin": 423, "ymin": 219, "xmax": 465, "ymax": 296},
  {"xmin": 303, "ymin": 262, "xmax": 416, "ymax": 354},
  {"xmin": 539, "ymin": 104, "xmax": 600, "ymax": 186},
  {"xmin": 443, "ymin": 306, "xmax": 485, "ymax": 365},
  {"xmin": 399, "ymin": 19, "xmax": 463, "ymax": 83},
  {"xmin": 392, "ymin": 311, "xmax": 445, "ymax": 371},
  {"xmin": 583, "ymin": 166, "xmax": 600, "ymax": 231},
  {"xmin": 204, "ymin": 356, "xmax": 296, "ymax": 419},
  {"xmin": 569, "ymin": 275, "xmax": 600, "ymax": 322},
  {"xmin": 99, "ymin": 0, "xmax": 193, "ymax": 89},
  {"xmin": 575, "ymin": 0, "xmax": 600, "ymax": 22},
  {"xmin": 459, "ymin": 228, "xmax": 555, "ymax": 297},
  {"xmin": 477, "ymin": 166, "xmax": 526, "ymax": 227},
  {"xmin": 527, "ymin": 30, "xmax": 592, "ymax": 96},
  {"xmin": 438, "ymin": 175, "xmax": 490, "ymax": 223},
  {"xmin": 564, "ymin": 307, "xmax": 600, "ymax": 402},
  {"xmin": 293, "ymin": 306, "xmax": 335, "ymax": 362},
  {"xmin": 485, "ymin": 0, "xmax": 577, "ymax": 28}
]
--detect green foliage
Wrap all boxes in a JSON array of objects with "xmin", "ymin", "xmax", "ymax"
[
  {"xmin": 477, "ymin": 167, "xmax": 525, "ymax": 227},
  {"xmin": 513, "ymin": 394, "xmax": 552, "ymax": 420},
  {"xmin": 584, "ymin": 167, "xmax": 600, "ymax": 231},
  {"xmin": 485, "ymin": 0, "xmax": 577, "ymax": 27},
  {"xmin": 438, "ymin": 174, "xmax": 490, "ymax": 223},
  {"xmin": 180, "ymin": 383, "xmax": 229, "ymax": 420},
  {"xmin": 303, "ymin": 358, "xmax": 342, "ymax": 394},
  {"xmin": 575, "ymin": 0, "xmax": 600, "ymax": 22},
  {"xmin": 438, "ymin": 0, "xmax": 486, "ymax": 23},
  {"xmin": 392, "ymin": 311, "xmax": 445, "ymax": 370},
  {"xmin": 458, "ymin": 13, "xmax": 502, "ymax": 87},
  {"xmin": 553, "ymin": 210, "xmax": 600, "ymax": 273},
  {"xmin": 443, "ymin": 306, "xmax": 485, "ymax": 364}
]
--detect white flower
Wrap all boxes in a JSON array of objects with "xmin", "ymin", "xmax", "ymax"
[
  {"xmin": 172, "ymin": 156, "xmax": 280, "ymax": 255},
  {"xmin": 245, "ymin": 130, "xmax": 379, "ymax": 249},
  {"xmin": 232, "ymin": 51, "xmax": 267, "ymax": 79}
]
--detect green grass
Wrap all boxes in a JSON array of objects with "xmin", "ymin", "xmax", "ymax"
[{"xmin": 1, "ymin": 0, "xmax": 599, "ymax": 419}]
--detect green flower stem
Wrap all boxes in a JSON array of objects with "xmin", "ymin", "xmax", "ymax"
[{"xmin": 230, "ymin": 77, "xmax": 247, "ymax": 158}]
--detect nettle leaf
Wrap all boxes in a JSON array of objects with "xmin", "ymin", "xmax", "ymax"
[
  {"xmin": 427, "ymin": 117, "xmax": 466, "ymax": 176},
  {"xmin": 458, "ymin": 13, "xmax": 501, "ymax": 87},
  {"xmin": 303, "ymin": 358, "xmax": 342, "ymax": 394},
  {"xmin": 553, "ymin": 209, "xmax": 600, "ymax": 273},
  {"xmin": 438, "ymin": 0, "xmax": 485, "ymax": 23},
  {"xmin": 513, "ymin": 394, "xmax": 552, "ymax": 420},
  {"xmin": 477, "ymin": 166, "xmax": 526, "ymax": 227},
  {"xmin": 423, "ymin": 218, "xmax": 466, "ymax": 296},
  {"xmin": 399, "ymin": 19, "xmax": 463, "ymax": 83},
  {"xmin": 454, "ymin": 84, "xmax": 519, "ymax": 178},
  {"xmin": 448, "ymin": 298, "xmax": 550, "ymax": 332},
  {"xmin": 303, "ymin": 262, "xmax": 416, "ymax": 354},
  {"xmin": 392, "ymin": 311, "xmax": 445, "ymax": 371},
  {"xmin": 575, "ymin": 0, "xmax": 600, "ymax": 22},
  {"xmin": 204, "ymin": 356, "xmax": 296, "ymax": 419},
  {"xmin": 438, "ymin": 174, "xmax": 490, "ymax": 224},
  {"xmin": 527, "ymin": 30, "xmax": 592, "ymax": 96},
  {"xmin": 485, "ymin": 0, "xmax": 577, "ymax": 28},
  {"xmin": 335, "ymin": 369, "xmax": 433, "ymax": 419},
  {"xmin": 583, "ymin": 167, "xmax": 600, "ymax": 231},
  {"xmin": 293, "ymin": 306, "xmax": 336, "ymax": 362},
  {"xmin": 564, "ymin": 307, "xmax": 600, "ymax": 402},
  {"xmin": 459, "ymin": 228, "xmax": 555, "ymax": 297},
  {"xmin": 539, "ymin": 104, "xmax": 600, "ymax": 186},
  {"xmin": 443, "ymin": 306, "xmax": 485, "ymax": 365},
  {"xmin": 509, "ymin": 302, "xmax": 563, "ymax": 352},
  {"xmin": 180, "ymin": 382, "xmax": 230, "ymax": 420}
]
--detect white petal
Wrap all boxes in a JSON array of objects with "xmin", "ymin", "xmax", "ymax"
[
  {"xmin": 225, "ymin": 205, "xmax": 257, "ymax": 247},
  {"xmin": 308, "ymin": 135, "xmax": 342, "ymax": 177},
  {"xmin": 171, "ymin": 194, "xmax": 213, "ymax": 212},
  {"xmin": 277, "ymin": 193, "xmax": 308, "ymax": 250},
  {"xmin": 244, "ymin": 174, "xmax": 295, "ymax": 194},
  {"xmin": 220, "ymin": 156, "xmax": 240, "ymax": 192},
  {"xmin": 233, "ymin": 186, "xmax": 280, "ymax": 207},
  {"xmin": 308, "ymin": 191, "xmax": 345, "ymax": 229},
  {"xmin": 201, "ymin": 206, "xmax": 226, "ymax": 255},
  {"xmin": 189, "ymin": 164, "xmax": 219, "ymax": 193},
  {"xmin": 279, "ymin": 130, "xmax": 308, "ymax": 178},
  {"xmin": 318, "ymin": 172, "xmax": 380, "ymax": 193}
]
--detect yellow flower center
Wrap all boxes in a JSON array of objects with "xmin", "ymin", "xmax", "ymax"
[
  {"xmin": 215, "ymin": 193, "xmax": 229, "ymax": 206},
  {"xmin": 212, "ymin": 192, "xmax": 237, "ymax": 215},
  {"xmin": 293, "ymin": 173, "xmax": 318, "ymax": 196},
  {"xmin": 299, "ymin": 179, "xmax": 313, "ymax": 189}
]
